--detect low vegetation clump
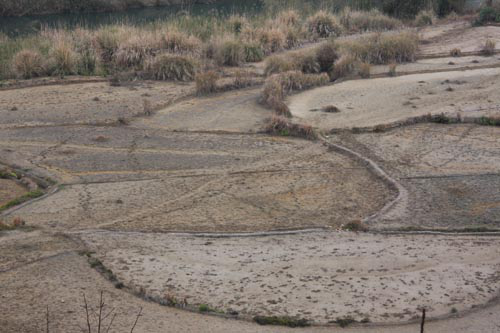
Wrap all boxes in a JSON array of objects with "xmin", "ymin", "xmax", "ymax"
[
  {"xmin": 265, "ymin": 116, "xmax": 316, "ymax": 140},
  {"xmin": 295, "ymin": 52, "xmax": 321, "ymax": 74},
  {"xmin": 264, "ymin": 55, "xmax": 297, "ymax": 76},
  {"xmin": 307, "ymin": 10, "xmax": 343, "ymax": 38},
  {"xmin": 388, "ymin": 63, "xmax": 397, "ymax": 76},
  {"xmin": 242, "ymin": 42, "xmax": 264, "ymax": 62},
  {"xmin": 335, "ymin": 316, "xmax": 357, "ymax": 327},
  {"xmin": 414, "ymin": 9, "xmax": 436, "ymax": 26},
  {"xmin": 0, "ymin": 217, "xmax": 26, "ymax": 232},
  {"xmin": 0, "ymin": 189, "xmax": 44, "ymax": 212},
  {"xmin": 340, "ymin": 31, "xmax": 419, "ymax": 64},
  {"xmin": 50, "ymin": 40, "xmax": 77, "ymax": 76},
  {"xmin": 481, "ymin": 39, "xmax": 496, "ymax": 56},
  {"xmin": 215, "ymin": 39, "xmax": 244, "ymax": 66},
  {"xmin": 342, "ymin": 220, "xmax": 369, "ymax": 232},
  {"xmin": 195, "ymin": 70, "xmax": 219, "ymax": 95},
  {"xmin": 12, "ymin": 49, "xmax": 45, "ymax": 79},
  {"xmin": 330, "ymin": 54, "xmax": 357, "ymax": 80},
  {"xmin": 146, "ymin": 54, "xmax": 196, "ymax": 81},
  {"xmin": 476, "ymin": 6, "xmax": 500, "ymax": 25},
  {"xmin": 315, "ymin": 41, "xmax": 340, "ymax": 72},
  {"xmin": 476, "ymin": 116, "xmax": 500, "ymax": 126},
  {"xmin": 340, "ymin": 8, "xmax": 402, "ymax": 32},
  {"xmin": 449, "ymin": 48, "xmax": 462, "ymax": 57},
  {"xmin": 253, "ymin": 315, "xmax": 310, "ymax": 327},
  {"xmin": 358, "ymin": 62, "xmax": 371, "ymax": 78}
]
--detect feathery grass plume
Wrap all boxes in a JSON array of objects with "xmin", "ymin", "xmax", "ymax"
[
  {"xmin": 340, "ymin": 31, "xmax": 419, "ymax": 64},
  {"xmin": 146, "ymin": 54, "xmax": 196, "ymax": 81},
  {"xmin": 315, "ymin": 40, "xmax": 340, "ymax": 72},
  {"xmin": 340, "ymin": 8, "xmax": 402, "ymax": 32},
  {"xmin": 12, "ymin": 49, "xmax": 45, "ymax": 79},
  {"xmin": 307, "ymin": 10, "xmax": 342, "ymax": 38},
  {"xmin": 482, "ymin": 39, "xmax": 496, "ymax": 56},
  {"xmin": 330, "ymin": 54, "xmax": 356, "ymax": 80},
  {"xmin": 415, "ymin": 9, "xmax": 436, "ymax": 26},
  {"xmin": 264, "ymin": 55, "xmax": 297, "ymax": 76},
  {"xmin": 215, "ymin": 39, "xmax": 244, "ymax": 66},
  {"xmin": 195, "ymin": 70, "xmax": 219, "ymax": 95}
]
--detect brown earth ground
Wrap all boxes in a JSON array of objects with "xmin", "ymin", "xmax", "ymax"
[
  {"xmin": 0, "ymin": 178, "xmax": 25, "ymax": 207},
  {"xmin": 1, "ymin": 21, "xmax": 500, "ymax": 333}
]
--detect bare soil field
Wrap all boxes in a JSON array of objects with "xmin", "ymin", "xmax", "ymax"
[{"xmin": 1, "ymin": 20, "xmax": 500, "ymax": 333}]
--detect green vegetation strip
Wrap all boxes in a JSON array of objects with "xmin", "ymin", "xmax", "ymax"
[{"xmin": 0, "ymin": 189, "xmax": 44, "ymax": 212}]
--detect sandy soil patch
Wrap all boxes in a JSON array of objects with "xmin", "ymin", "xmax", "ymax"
[
  {"xmin": 288, "ymin": 67, "xmax": 500, "ymax": 131},
  {"xmin": 0, "ymin": 81, "xmax": 194, "ymax": 128},
  {"xmin": 79, "ymin": 230, "xmax": 500, "ymax": 325}
]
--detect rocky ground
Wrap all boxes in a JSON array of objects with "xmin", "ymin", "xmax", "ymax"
[{"xmin": 1, "ymin": 20, "xmax": 500, "ymax": 333}]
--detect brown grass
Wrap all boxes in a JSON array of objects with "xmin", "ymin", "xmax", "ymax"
[
  {"xmin": 330, "ymin": 54, "xmax": 357, "ymax": 80},
  {"xmin": 340, "ymin": 8, "xmax": 402, "ymax": 32},
  {"xmin": 195, "ymin": 70, "xmax": 219, "ymax": 95},
  {"xmin": 358, "ymin": 62, "xmax": 371, "ymax": 78},
  {"xmin": 316, "ymin": 41, "xmax": 340, "ymax": 72},
  {"xmin": 12, "ymin": 49, "xmax": 45, "ymax": 79},
  {"xmin": 482, "ymin": 39, "xmax": 496, "ymax": 56},
  {"xmin": 146, "ymin": 54, "xmax": 196, "ymax": 81},
  {"xmin": 307, "ymin": 10, "xmax": 343, "ymax": 38},
  {"xmin": 264, "ymin": 55, "xmax": 297, "ymax": 76},
  {"xmin": 264, "ymin": 116, "xmax": 316, "ymax": 140}
]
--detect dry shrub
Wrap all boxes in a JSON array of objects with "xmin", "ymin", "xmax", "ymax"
[
  {"xmin": 295, "ymin": 52, "xmax": 320, "ymax": 74},
  {"xmin": 342, "ymin": 220, "xmax": 368, "ymax": 232},
  {"xmin": 242, "ymin": 42, "xmax": 264, "ymax": 62},
  {"xmin": 414, "ymin": 10, "xmax": 436, "ymax": 27},
  {"xmin": 51, "ymin": 40, "xmax": 77, "ymax": 76},
  {"xmin": 94, "ymin": 28, "xmax": 121, "ymax": 65},
  {"xmin": 216, "ymin": 39, "xmax": 244, "ymax": 66},
  {"xmin": 233, "ymin": 69, "xmax": 254, "ymax": 88},
  {"xmin": 195, "ymin": 70, "xmax": 219, "ymax": 95},
  {"xmin": 316, "ymin": 41, "xmax": 340, "ymax": 72},
  {"xmin": 449, "ymin": 48, "xmax": 462, "ymax": 57},
  {"xmin": 388, "ymin": 63, "xmax": 397, "ymax": 76},
  {"xmin": 482, "ymin": 39, "xmax": 496, "ymax": 56},
  {"xmin": 307, "ymin": 10, "xmax": 343, "ymax": 38},
  {"xmin": 358, "ymin": 62, "xmax": 371, "ymax": 78},
  {"xmin": 115, "ymin": 36, "xmax": 155, "ymax": 69},
  {"xmin": 330, "ymin": 54, "xmax": 356, "ymax": 80},
  {"xmin": 264, "ymin": 55, "xmax": 297, "ymax": 76},
  {"xmin": 283, "ymin": 28, "xmax": 302, "ymax": 49},
  {"xmin": 12, "ymin": 49, "xmax": 45, "ymax": 79},
  {"xmin": 340, "ymin": 8, "xmax": 401, "ymax": 32},
  {"xmin": 161, "ymin": 30, "xmax": 201, "ymax": 55},
  {"xmin": 257, "ymin": 28, "xmax": 286, "ymax": 54},
  {"xmin": 265, "ymin": 116, "xmax": 316, "ymax": 140},
  {"xmin": 146, "ymin": 54, "xmax": 196, "ymax": 81},
  {"xmin": 341, "ymin": 31, "xmax": 419, "ymax": 64}
]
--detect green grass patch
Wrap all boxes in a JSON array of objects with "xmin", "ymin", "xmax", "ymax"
[{"xmin": 0, "ymin": 189, "xmax": 44, "ymax": 212}]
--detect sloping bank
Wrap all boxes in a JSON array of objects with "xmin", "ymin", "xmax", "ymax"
[{"xmin": 0, "ymin": 0, "xmax": 216, "ymax": 17}]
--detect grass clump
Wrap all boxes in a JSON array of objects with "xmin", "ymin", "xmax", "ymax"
[
  {"xmin": 335, "ymin": 316, "xmax": 357, "ymax": 327},
  {"xmin": 476, "ymin": 6, "xmax": 500, "ymax": 25},
  {"xmin": 342, "ymin": 221, "xmax": 368, "ymax": 232},
  {"xmin": 295, "ymin": 52, "xmax": 320, "ymax": 74},
  {"xmin": 449, "ymin": 48, "xmax": 462, "ymax": 57},
  {"xmin": 146, "ymin": 54, "xmax": 196, "ymax": 81},
  {"xmin": 265, "ymin": 116, "xmax": 316, "ymax": 140},
  {"xmin": 315, "ymin": 41, "xmax": 340, "ymax": 72},
  {"xmin": 330, "ymin": 54, "xmax": 357, "ymax": 80},
  {"xmin": 358, "ymin": 62, "xmax": 371, "ymax": 78},
  {"xmin": 340, "ymin": 8, "xmax": 402, "ymax": 32},
  {"xmin": 242, "ymin": 42, "xmax": 264, "ymax": 62},
  {"xmin": 216, "ymin": 39, "xmax": 244, "ymax": 66},
  {"xmin": 388, "ymin": 63, "xmax": 397, "ymax": 76},
  {"xmin": 0, "ymin": 189, "xmax": 44, "ymax": 213},
  {"xmin": 414, "ymin": 9, "xmax": 436, "ymax": 26},
  {"xmin": 50, "ymin": 41, "xmax": 77, "ymax": 76},
  {"xmin": 481, "ymin": 39, "xmax": 496, "ymax": 56},
  {"xmin": 161, "ymin": 30, "xmax": 201, "ymax": 55},
  {"xmin": 195, "ymin": 70, "xmax": 219, "ymax": 95},
  {"xmin": 0, "ymin": 217, "xmax": 26, "ymax": 232},
  {"xmin": 476, "ymin": 116, "xmax": 500, "ymax": 126},
  {"xmin": 264, "ymin": 55, "xmax": 296, "ymax": 76},
  {"xmin": 254, "ymin": 315, "xmax": 310, "ymax": 327},
  {"xmin": 307, "ymin": 10, "xmax": 343, "ymax": 38},
  {"xmin": 341, "ymin": 31, "xmax": 419, "ymax": 64},
  {"xmin": 11, "ymin": 49, "xmax": 45, "ymax": 79}
]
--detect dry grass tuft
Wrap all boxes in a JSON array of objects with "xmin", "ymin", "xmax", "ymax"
[
  {"xmin": 277, "ymin": 10, "xmax": 300, "ymax": 28},
  {"xmin": 265, "ymin": 116, "xmax": 316, "ymax": 140},
  {"xmin": 341, "ymin": 31, "xmax": 419, "ymax": 64},
  {"xmin": 264, "ymin": 55, "xmax": 297, "ymax": 76},
  {"xmin": 449, "ymin": 48, "xmax": 462, "ymax": 57},
  {"xmin": 340, "ymin": 8, "xmax": 401, "ymax": 32},
  {"xmin": 243, "ymin": 42, "xmax": 264, "ymax": 62},
  {"xmin": 358, "ymin": 62, "xmax": 371, "ymax": 78},
  {"xmin": 216, "ymin": 39, "xmax": 244, "ymax": 66},
  {"xmin": 146, "ymin": 54, "xmax": 196, "ymax": 81},
  {"xmin": 161, "ymin": 30, "xmax": 201, "ymax": 55},
  {"xmin": 307, "ymin": 10, "xmax": 343, "ymax": 38},
  {"xmin": 414, "ymin": 10, "xmax": 436, "ymax": 27},
  {"xmin": 195, "ymin": 70, "xmax": 219, "ymax": 95},
  {"xmin": 295, "ymin": 52, "xmax": 320, "ymax": 74},
  {"xmin": 50, "ymin": 40, "xmax": 77, "ymax": 76},
  {"xmin": 12, "ymin": 49, "xmax": 45, "ymax": 79},
  {"xmin": 316, "ymin": 41, "xmax": 340, "ymax": 72},
  {"xmin": 388, "ymin": 63, "xmax": 397, "ymax": 76},
  {"xmin": 330, "ymin": 54, "xmax": 357, "ymax": 80},
  {"xmin": 482, "ymin": 39, "xmax": 496, "ymax": 56}
]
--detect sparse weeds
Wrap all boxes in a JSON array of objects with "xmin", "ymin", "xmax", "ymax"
[
  {"xmin": 482, "ymin": 39, "xmax": 496, "ymax": 56},
  {"xmin": 265, "ymin": 116, "xmax": 316, "ymax": 140},
  {"xmin": 195, "ymin": 70, "xmax": 219, "ymax": 95},
  {"xmin": 335, "ymin": 316, "xmax": 357, "ymax": 327},
  {"xmin": 358, "ymin": 62, "xmax": 371, "ymax": 78},
  {"xmin": 414, "ymin": 10, "xmax": 436, "ymax": 27},
  {"xmin": 342, "ymin": 221, "xmax": 368, "ymax": 232},
  {"xmin": 449, "ymin": 48, "xmax": 462, "ymax": 57},
  {"xmin": 254, "ymin": 315, "xmax": 310, "ymax": 327},
  {"xmin": 340, "ymin": 8, "xmax": 401, "ymax": 32}
]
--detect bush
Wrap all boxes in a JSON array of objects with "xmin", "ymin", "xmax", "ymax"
[
  {"xmin": 146, "ymin": 54, "xmax": 196, "ymax": 81},
  {"xmin": 243, "ymin": 42, "xmax": 264, "ymax": 62},
  {"xmin": 115, "ymin": 37, "xmax": 153, "ymax": 69},
  {"xmin": 228, "ymin": 15, "xmax": 248, "ymax": 34},
  {"xmin": 415, "ymin": 10, "xmax": 436, "ymax": 26},
  {"xmin": 283, "ymin": 28, "xmax": 302, "ymax": 49},
  {"xmin": 94, "ymin": 28, "xmax": 120, "ymax": 65},
  {"xmin": 358, "ymin": 62, "xmax": 371, "ymax": 78},
  {"xmin": 77, "ymin": 49, "xmax": 98, "ymax": 75},
  {"xmin": 12, "ymin": 49, "xmax": 45, "ymax": 79},
  {"xmin": 478, "ymin": 7, "xmax": 499, "ymax": 25},
  {"xmin": 342, "ymin": 220, "xmax": 368, "ymax": 232},
  {"xmin": 216, "ymin": 40, "xmax": 244, "ymax": 66},
  {"xmin": 264, "ymin": 55, "xmax": 296, "ymax": 76},
  {"xmin": 161, "ymin": 30, "xmax": 201, "ymax": 55},
  {"xmin": 388, "ymin": 63, "xmax": 397, "ymax": 76},
  {"xmin": 277, "ymin": 10, "xmax": 300, "ymax": 27},
  {"xmin": 449, "ymin": 48, "xmax": 462, "ymax": 57},
  {"xmin": 195, "ymin": 70, "xmax": 219, "ymax": 95},
  {"xmin": 307, "ymin": 10, "xmax": 343, "ymax": 38},
  {"xmin": 341, "ymin": 31, "xmax": 419, "ymax": 64},
  {"xmin": 257, "ymin": 28, "xmax": 286, "ymax": 54},
  {"xmin": 316, "ymin": 41, "xmax": 340, "ymax": 72},
  {"xmin": 482, "ymin": 39, "xmax": 496, "ymax": 56},
  {"xmin": 264, "ymin": 116, "xmax": 316, "ymax": 140}
]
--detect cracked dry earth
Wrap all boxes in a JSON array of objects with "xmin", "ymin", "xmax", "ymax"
[{"xmin": 1, "ymin": 22, "xmax": 500, "ymax": 333}]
